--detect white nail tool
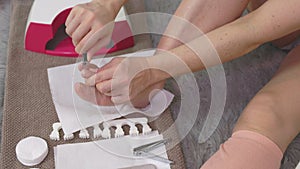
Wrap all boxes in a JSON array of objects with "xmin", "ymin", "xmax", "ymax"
[{"xmin": 133, "ymin": 139, "xmax": 173, "ymax": 164}]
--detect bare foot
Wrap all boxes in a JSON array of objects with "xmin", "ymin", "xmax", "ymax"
[
  {"xmin": 129, "ymin": 80, "xmax": 166, "ymax": 108},
  {"xmin": 74, "ymin": 82, "xmax": 114, "ymax": 106},
  {"xmin": 74, "ymin": 81, "xmax": 165, "ymax": 108}
]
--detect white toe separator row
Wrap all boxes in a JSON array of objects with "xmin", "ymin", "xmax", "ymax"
[
  {"xmin": 50, "ymin": 117, "xmax": 152, "ymax": 141},
  {"xmin": 49, "ymin": 122, "xmax": 74, "ymax": 141},
  {"xmin": 101, "ymin": 117, "xmax": 152, "ymax": 139}
]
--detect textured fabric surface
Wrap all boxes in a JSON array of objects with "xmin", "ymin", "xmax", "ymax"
[
  {"xmin": 0, "ymin": 0, "xmax": 11, "ymax": 142},
  {"xmin": 0, "ymin": 0, "xmax": 185, "ymax": 168}
]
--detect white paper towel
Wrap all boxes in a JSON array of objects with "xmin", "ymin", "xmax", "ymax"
[
  {"xmin": 47, "ymin": 50, "xmax": 174, "ymax": 134},
  {"xmin": 54, "ymin": 131, "xmax": 171, "ymax": 169},
  {"xmin": 296, "ymin": 162, "xmax": 300, "ymax": 169}
]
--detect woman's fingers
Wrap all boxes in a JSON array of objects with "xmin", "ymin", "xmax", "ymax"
[
  {"xmin": 111, "ymin": 95, "xmax": 129, "ymax": 105},
  {"xmin": 65, "ymin": 0, "xmax": 118, "ymax": 60},
  {"xmin": 65, "ymin": 9, "xmax": 75, "ymax": 26},
  {"xmin": 71, "ymin": 21, "xmax": 92, "ymax": 47},
  {"xmin": 75, "ymin": 29, "xmax": 98, "ymax": 54},
  {"xmin": 86, "ymin": 68, "xmax": 115, "ymax": 86},
  {"xmin": 78, "ymin": 63, "xmax": 98, "ymax": 79},
  {"xmin": 95, "ymin": 80, "xmax": 128, "ymax": 97},
  {"xmin": 96, "ymin": 79, "xmax": 112, "ymax": 94},
  {"xmin": 87, "ymin": 36, "xmax": 111, "ymax": 59},
  {"xmin": 78, "ymin": 62, "xmax": 98, "ymax": 71},
  {"xmin": 72, "ymin": 14, "xmax": 114, "ymax": 55},
  {"xmin": 65, "ymin": 15, "xmax": 81, "ymax": 38},
  {"xmin": 81, "ymin": 69, "xmax": 96, "ymax": 79},
  {"xmin": 74, "ymin": 82, "xmax": 98, "ymax": 105},
  {"xmin": 79, "ymin": 24, "xmax": 113, "ymax": 57}
]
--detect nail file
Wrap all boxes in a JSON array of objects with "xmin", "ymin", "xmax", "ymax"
[{"xmin": 82, "ymin": 53, "xmax": 88, "ymax": 65}]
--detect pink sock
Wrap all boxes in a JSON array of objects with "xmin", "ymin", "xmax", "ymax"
[{"xmin": 200, "ymin": 130, "xmax": 283, "ymax": 169}]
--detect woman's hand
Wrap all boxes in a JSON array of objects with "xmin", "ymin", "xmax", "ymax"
[
  {"xmin": 84, "ymin": 57, "xmax": 164, "ymax": 104},
  {"xmin": 76, "ymin": 61, "xmax": 164, "ymax": 108},
  {"xmin": 65, "ymin": 0, "xmax": 124, "ymax": 59},
  {"xmin": 75, "ymin": 82, "xmax": 114, "ymax": 106},
  {"xmin": 76, "ymin": 63, "xmax": 113, "ymax": 106}
]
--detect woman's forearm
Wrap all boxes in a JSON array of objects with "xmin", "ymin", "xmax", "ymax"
[
  {"xmin": 93, "ymin": 0, "xmax": 128, "ymax": 17},
  {"xmin": 149, "ymin": 0, "xmax": 300, "ymax": 82},
  {"xmin": 157, "ymin": 0, "xmax": 249, "ymax": 51}
]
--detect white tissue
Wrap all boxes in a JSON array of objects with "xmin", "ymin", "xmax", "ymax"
[
  {"xmin": 47, "ymin": 50, "xmax": 174, "ymax": 135},
  {"xmin": 54, "ymin": 131, "xmax": 170, "ymax": 169}
]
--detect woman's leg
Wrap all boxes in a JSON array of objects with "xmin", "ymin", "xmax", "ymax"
[
  {"xmin": 234, "ymin": 45, "xmax": 300, "ymax": 152},
  {"xmin": 248, "ymin": 0, "xmax": 300, "ymax": 48},
  {"xmin": 134, "ymin": 0, "xmax": 250, "ymax": 107},
  {"xmin": 157, "ymin": 0, "xmax": 250, "ymax": 50},
  {"xmin": 201, "ymin": 45, "xmax": 300, "ymax": 169}
]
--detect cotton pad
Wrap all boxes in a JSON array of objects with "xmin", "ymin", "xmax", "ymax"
[{"xmin": 16, "ymin": 136, "xmax": 48, "ymax": 166}]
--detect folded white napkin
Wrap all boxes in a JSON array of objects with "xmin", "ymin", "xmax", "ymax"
[
  {"xmin": 54, "ymin": 131, "xmax": 171, "ymax": 169},
  {"xmin": 296, "ymin": 162, "xmax": 300, "ymax": 169},
  {"xmin": 47, "ymin": 50, "xmax": 174, "ymax": 134}
]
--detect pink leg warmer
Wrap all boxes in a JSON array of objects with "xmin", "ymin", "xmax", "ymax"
[{"xmin": 200, "ymin": 130, "xmax": 283, "ymax": 169}]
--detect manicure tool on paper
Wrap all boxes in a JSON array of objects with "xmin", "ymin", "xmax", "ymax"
[{"xmin": 133, "ymin": 139, "xmax": 174, "ymax": 165}]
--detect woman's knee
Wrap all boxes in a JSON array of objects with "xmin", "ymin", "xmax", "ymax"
[
  {"xmin": 234, "ymin": 92, "xmax": 282, "ymax": 132},
  {"xmin": 200, "ymin": 130, "xmax": 283, "ymax": 169},
  {"xmin": 271, "ymin": 30, "xmax": 300, "ymax": 49},
  {"xmin": 247, "ymin": 0, "xmax": 267, "ymax": 12},
  {"xmin": 234, "ymin": 91, "xmax": 298, "ymax": 152}
]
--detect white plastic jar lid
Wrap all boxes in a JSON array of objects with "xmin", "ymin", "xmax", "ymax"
[{"xmin": 15, "ymin": 136, "xmax": 48, "ymax": 166}]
